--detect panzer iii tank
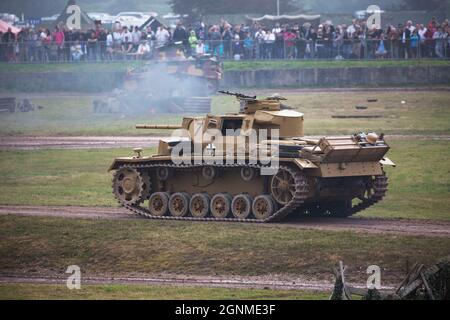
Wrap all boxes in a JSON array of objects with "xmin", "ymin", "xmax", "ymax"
[{"xmin": 109, "ymin": 91, "xmax": 395, "ymax": 222}]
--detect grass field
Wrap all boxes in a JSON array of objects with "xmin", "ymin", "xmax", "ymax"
[
  {"xmin": 223, "ymin": 59, "xmax": 450, "ymax": 71},
  {"xmin": 0, "ymin": 62, "xmax": 144, "ymax": 74},
  {"xmin": 0, "ymin": 139, "xmax": 449, "ymax": 220},
  {"xmin": 1, "ymin": 91, "xmax": 450, "ymax": 136},
  {"xmin": 1, "ymin": 60, "xmax": 449, "ymax": 74},
  {"xmin": 1, "ymin": 215, "xmax": 449, "ymax": 283},
  {"xmin": 0, "ymin": 283, "xmax": 327, "ymax": 300}
]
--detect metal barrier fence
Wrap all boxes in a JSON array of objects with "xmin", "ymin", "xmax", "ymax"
[{"xmin": 0, "ymin": 39, "xmax": 449, "ymax": 63}]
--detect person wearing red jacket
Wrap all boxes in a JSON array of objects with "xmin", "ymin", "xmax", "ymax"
[{"xmin": 52, "ymin": 26, "xmax": 65, "ymax": 61}]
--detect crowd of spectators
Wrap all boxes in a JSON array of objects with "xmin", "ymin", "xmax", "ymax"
[{"xmin": 1, "ymin": 16, "xmax": 449, "ymax": 63}]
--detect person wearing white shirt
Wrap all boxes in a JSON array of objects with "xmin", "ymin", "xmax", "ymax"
[
  {"xmin": 406, "ymin": 20, "xmax": 416, "ymax": 33},
  {"xmin": 131, "ymin": 26, "xmax": 142, "ymax": 47},
  {"xmin": 155, "ymin": 26, "xmax": 170, "ymax": 48},
  {"xmin": 433, "ymin": 27, "xmax": 446, "ymax": 58},
  {"xmin": 418, "ymin": 24, "xmax": 427, "ymax": 58},
  {"xmin": 196, "ymin": 41, "xmax": 205, "ymax": 56}
]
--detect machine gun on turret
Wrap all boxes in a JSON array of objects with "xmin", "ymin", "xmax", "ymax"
[{"xmin": 218, "ymin": 91, "xmax": 257, "ymax": 101}]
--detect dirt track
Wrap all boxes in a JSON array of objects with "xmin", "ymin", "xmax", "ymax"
[
  {"xmin": 0, "ymin": 136, "xmax": 162, "ymax": 150},
  {"xmin": 1, "ymin": 135, "xmax": 450, "ymax": 150},
  {"xmin": 1, "ymin": 205, "xmax": 449, "ymax": 238},
  {"xmin": 0, "ymin": 274, "xmax": 336, "ymax": 291},
  {"xmin": 0, "ymin": 273, "xmax": 399, "ymax": 292}
]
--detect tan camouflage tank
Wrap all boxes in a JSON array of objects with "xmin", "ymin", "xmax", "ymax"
[{"xmin": 109, "ymin": 91, "xmax": 395, "ymax": 223}]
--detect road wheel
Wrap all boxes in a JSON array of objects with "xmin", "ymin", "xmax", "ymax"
[
  {"xmin": 231, "ymin": 194, "xmax": 253, "ymax": 219},
  {"xmin": 169, "ymin": 192, "xmax": 190, "ymax": 217},
  {"xmin": 211, "ymin": 193, "xmax": 232, "ymax": 218},
  {"xmin": 252, "ymin": 195, "xmax": 276, "ymax": 220},
  {"xmin": 148, "ymin": 192, "xmax": 170, "ymax": 216},
  {"xmin": 190, "ymin": 193, "xmax": 211, "ymax": 218}
]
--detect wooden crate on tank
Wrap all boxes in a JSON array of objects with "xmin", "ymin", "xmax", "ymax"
[{"xmin": 319, "ymin": 136, "xmax": 390, "ymax": 163}]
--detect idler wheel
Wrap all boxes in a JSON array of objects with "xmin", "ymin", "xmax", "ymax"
[
  {"xmin": 231, "ymin": 194, "xmax": 253, "ymax": 219},
  {"xmin": 148, "ymin": 192, "xmax": 170, "ymax": 216},
  {"xmin": 169, "ymin": 193, "xmax": 190, "ymax": 217},
  {"xmin": 210, "ymin": 193, "xmax": 232, "ymax": 218},
  {"xmin": 112, "ymin": 167, "xmax": 149, "ymax": 206},
  {"xmin": 189, "ymin": 193, "xmax": 211, "ymax": 218},
  {"xmin": 252, "ymin": 195, "xmax": 277, "ymax": 220},
  {"xmin": 270, "ymin": 168, "xmax": 296, "ymax": 205}
]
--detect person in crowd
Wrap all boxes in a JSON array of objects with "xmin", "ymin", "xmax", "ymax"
[
  {"xmin": 446, "ymin": 24, "xmax": 450, "ymax": 58},
  {"xmin": 400, "ymin": 22, "xmax": 412, "ymax": 59},
  {"xmin": 254, "ymin": 27, "xmax": 266, "ymax": 59},
  {"xmin": 232, "ymin": 34, "xmax": 242, "ymax": 59},
  {"xmin": 131, "ymin": 26, "xmax": 142, "ymax": 51},
  {"xmin": 272, "ymin": 23, "xmax": 284, "ymax": 59},
  {"xmin": 87, "ymin": 30, "xmax": 98, "ymax": 60},
  {"xmin": 305, "ymin": 27, "xmax": 317, "ymax": 59},
  {"xmin": 122, "ymin": 26, "xmax": 132, "ymax": 45},
  {"xmin": 410, "ymin": 29, "xmax": 420, "ymax": 58},
  {"xmin": 106, "ymin": 30, "xmax": 114, "ymax": 60},
  {"xmin": 52, "ymin": 26, "xmax": 65, "ymax": 61},
  {"xmin": 264, "ymin": 30, "xmax": 275, "ymax": 59},
  {"xmin": 121, "ymin": 34, "xmax": 134, "ymax": 58},
  {"xmin": 222, "ymin": 24, "xmax": 233, "ymax": 59},
  {"xmin": 375, "ymin": 33, "xmax": 388, "ymax": 59},
  {"xmin": 284, "ymin": 28, "xmax": 297, "ymax": 59},
  {"xmin": 0, "ymin": 31, "xmax": 4, "ymax": 61},
  {"xmin": 196, "ymin": 40, "xmax": 205, "ymax": 56},
  {"xmin": 172, "ymin": 21, "xmax": 188, "ymax": 48},
  {"xmin": 209, "ymin": 25, "xmax": 222, "ymax": 56},
  {"xmin": 71, "ymin": 40, "xmax": 83, "ymax": 61},
  {"xmin": 433, "ymin": 26, "xmax": 447, "ymax": 58},
  {"xmin": 243, "ymin": 32, "xmax": 254, "ymax": 59},
  {"xmin": 188, "ymin": 30, "xmax": 198, "ymax": 57},
  {"xmin": 155, "ymin": 26, "xmax": 170, "ymax": 48},
  {"xmin": 41, "ymin": 29, "xmax": 52, "ymax": 63},
  {"xmin": 96, "ymin": 24, "xmax": 107, "ymax": 60},
  {"xmin": 137, "ymin": 40, "xmax": 151, "ymax": 59},
  {"xmin": 418, "ymin": 24, "xmax": 428, "ymax": 58},
  {"xmin": 2, "ymin": 27, "xmax": 16, "ymax": 62}
]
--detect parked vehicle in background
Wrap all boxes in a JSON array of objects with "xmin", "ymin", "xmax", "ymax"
[
  {"xmin": 114, "ymin": 12, "xmax": 155, "ymax": 28},
  {"xmin": 87, "ymin": 12, "xmax": 114, "ymax": 24},
  {"xmin": 0, "ymin": 13, "xmax": 20, "ymax": 24},
  {"xmin": 41, "ymin": 13, "xmax": 59, "ymax": 22}
]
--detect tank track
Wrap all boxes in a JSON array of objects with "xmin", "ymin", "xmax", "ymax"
[
  {"xmin": 350, "ymin": 173, "xmax": 389, "ymax": 215},
  {"xmin": 114, "ymin": 163, "xmax": 308, "ymax": 223}
]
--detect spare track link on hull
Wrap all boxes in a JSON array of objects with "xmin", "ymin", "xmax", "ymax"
[{"xmin": 114, "ymin": 163, "xmax": 308, "ymax": 223}]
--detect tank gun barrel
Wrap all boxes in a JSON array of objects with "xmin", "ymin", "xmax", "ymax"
[
  {"xmin": 218, "ymin": 90, "xmax": 257, "ymax": 100},
  {"xmin": 136, "ymin": 125, "xmax": 182, "ymax": 130}
]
